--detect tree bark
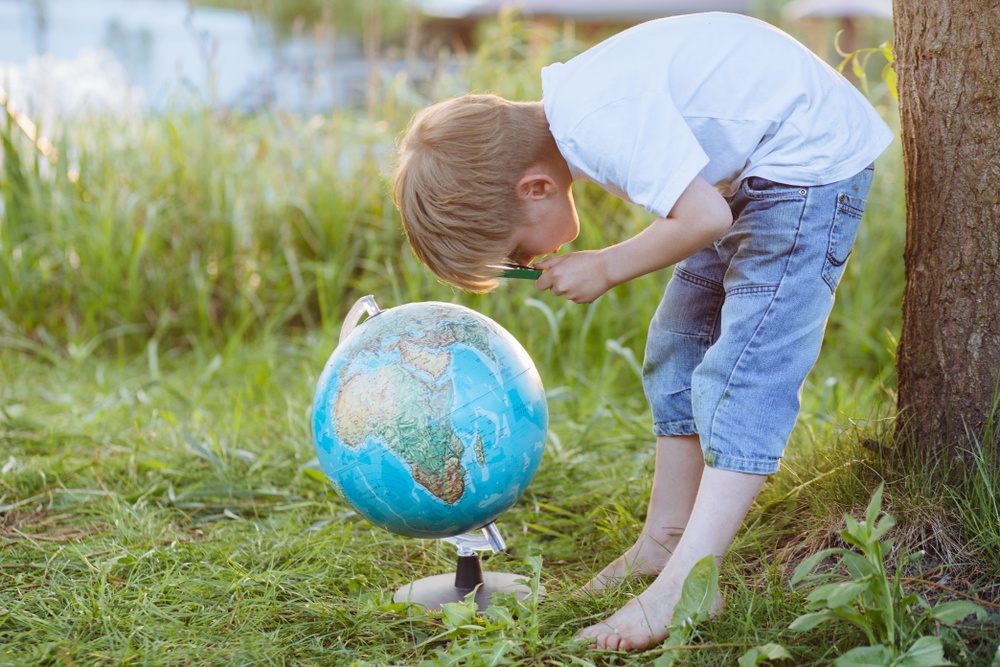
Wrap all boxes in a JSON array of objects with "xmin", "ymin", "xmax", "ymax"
[{"xmin": 893, "ymin": 0, "xmax": 1000, "ymax": 448}]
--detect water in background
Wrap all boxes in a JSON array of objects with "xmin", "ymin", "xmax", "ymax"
[{"xmin": 0, "ymin": 0, "xmax": 378, "ymax": 119}]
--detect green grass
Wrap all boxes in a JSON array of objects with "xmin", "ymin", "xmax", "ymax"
[
  {"xmin": 6, "ymin": 342, "xmax": 996, "ymax": 665},
  {"xmin": 3, "ymin": 14, "xmax": 999, "ymax": 667}
]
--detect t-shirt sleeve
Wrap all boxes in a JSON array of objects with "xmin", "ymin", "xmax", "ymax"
[{"xmin": 554, "ymin": 94, "xmax": 710, "ymax": 218}]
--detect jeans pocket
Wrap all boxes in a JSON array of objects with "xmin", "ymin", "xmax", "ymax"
[
  {"xmin": 742, "ymin": 176, "xmax": 809, "ymax": 201},
  {"xmin": 822, "ymin": 192, "xmax": 866, "ymax": 293}
]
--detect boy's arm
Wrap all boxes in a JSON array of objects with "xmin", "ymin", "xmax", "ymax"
[{"xmin": 535, "ymin": 176, "xmax": 732, "ymax": 303}]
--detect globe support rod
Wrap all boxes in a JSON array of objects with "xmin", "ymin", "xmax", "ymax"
[
  {"xmin": 481, "ymin": 522, "xmax": 506, "ymax": 552},
  {"xmin": 393, "ymin": 524, "xmax": 543, "ymax": 611},
  {"xmin": 454, "ymin": 554, "xmax": 485, "ymax": 594}
]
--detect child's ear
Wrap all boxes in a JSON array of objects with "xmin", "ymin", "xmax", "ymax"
[{"xmin": 516, "ymin": 166, "xmax": 557, "ymax": 201}]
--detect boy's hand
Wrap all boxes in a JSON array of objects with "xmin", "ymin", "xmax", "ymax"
[
  {"xmin": 534, "ymin": 251, "xmax": 612, "ymax": 304},
  {"xmin": 532, "ymin": 177, "xmax": 732, "ymax": 304}
]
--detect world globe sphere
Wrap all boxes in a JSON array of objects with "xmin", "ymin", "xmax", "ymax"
[{"xmin": 312, "ymin": 300, "xmax": 548, "ymax": 539}]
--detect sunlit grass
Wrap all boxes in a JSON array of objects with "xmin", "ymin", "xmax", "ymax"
[{"xmin": 3, "ymin": 13, "xmax": 998, "ymax": 667}]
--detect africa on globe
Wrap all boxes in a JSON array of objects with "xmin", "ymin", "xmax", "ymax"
[{"xmin": 312, "ymin": 297, "xmax": 548, "ymax": 539}]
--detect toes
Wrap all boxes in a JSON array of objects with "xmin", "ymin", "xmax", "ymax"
[
  {"xmin": 616, "ymin": 631, "xmax": 649, "ymax": 652},
  {"xmin": 575, "ymin": 617, "xmax": 660, "ymax": 652},
  {"xmin": 575, "ymin": 624, "xmax": 624, "ymax": 651},
  {"xmin": 573, "ymin": 625, "xmax": 600, "ymax": 647}
]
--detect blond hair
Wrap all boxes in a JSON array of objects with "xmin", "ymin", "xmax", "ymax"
[{"xmin": 392, "ymin": 94, "xmax": 555, "ymax": 292}]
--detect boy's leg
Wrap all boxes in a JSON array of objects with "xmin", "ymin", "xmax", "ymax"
[
  {"xmin": 576, "ymin": 466, "xmax": 766, "ymax": 650},
  {"xmin": 578, "ymin": 167, "xmax": 875, "ymax": 650},
  {"xmin": 586, "ymin": 243, "xmax": 727, "ymax": 592},
  {"xmin": 582, "ymin": 434, "xmax": 703, "ymax": 592}
]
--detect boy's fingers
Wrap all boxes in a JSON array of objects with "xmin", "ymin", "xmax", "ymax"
[{"xmin": 534, "ymin": 254, "xmax": 567, "ymax": 270}]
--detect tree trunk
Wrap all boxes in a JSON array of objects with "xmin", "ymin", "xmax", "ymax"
[{"xmin": 893, "ymin": 0, "xmax": 1000, "ymax": 449}]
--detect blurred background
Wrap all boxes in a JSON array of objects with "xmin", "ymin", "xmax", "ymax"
[
  {"xmin": 0, "ymin": 0, "xmax": 899, "ymax": 369},
  {"xmin": 0, "ymin": 0, "xmax": 893, "ymax": 119}
]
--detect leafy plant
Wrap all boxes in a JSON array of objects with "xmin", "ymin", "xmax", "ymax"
[
  {"xmin": 414, "ymin": 553, "xmax": 551, "ymax": 666},
  {"xmin": 647, "ymin": 555, "xmax": 793, "ymax": 666},
  {"xmin": 738, "ymin": 642, "xmax": 795, "ymax": 667},
  {"xmin": 650, "ymin": 555, "xmax": 720, "ymax": 666},
  {"xmin": 835, "ymin": 36, "xmax": 897, "ymax": 101},
  {"xmin": 790, "ymin": 484, "xmax": 987, "ymax": 666}
]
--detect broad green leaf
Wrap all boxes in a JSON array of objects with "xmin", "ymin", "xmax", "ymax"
[
  {"xmin": 827, "ymin": 581, "xmax": 869, "ymax": 608},
  {"xmin": 884, "ymin": 65, "xmax": 899, "ymax": 101},
  {"xmin": 484, "ymin": 601, "xmax": 515, "ymax": 626},
  {"xmin": 789, "ymin": 609, "xmax": 839, "ymax": 632},
  {"xmin": 738, "ymin": 643, "xmax": 793, "ymax": 666},
  {"xmin": 894, "ymin": 636, "xmax": 951, "ymax": 667},
  {"xmin": 929, "ymin": 600, "xmax": 987, "ymax": 624},
  {"xmin": 792, "ymin": 549, "xmax": 851, "ymax": 585},
  {"xmin": 440, "ymin": 601, "xmax": 477, "ymax": 630},
  {"xmin": 844, "ymin": 552, "xmax": 877, "ymax": 579},
  {"xmin": 831, "ymin": 604, "xmax": 875, "ymax": 633},
  {"xmin": 671, "ymin": 554, "xmax": 719, "ymax": 626},
  {"xmin": 842, "ymin": 528, "xmax": 870, "ymax": 552},
  {"xmin": 653, "ymin": 558, "xmax": 720, "ymax": 667},
  {"xmin": 834, "ymin": 644, "xmax": 891, "ymax": 666},
  {"xmin": 792, "ymin": 551, "xmax": 828, "ymax": 584},
  {"xmin": 866, "ymin": 484, "xmax": 886, "ymax": 527},
  {"xmin": 871, "ymin": 514, "xmax": 897, "ymax": 542},
  {"xmin": 806, "ymin": 582, "xmax": 843, "ymax": 603},
  {"xmin": 524, "ymin": 553, "xmax": 543, "ymax": 574},
  {"xmin": 656, "ymin": 626, "xmax": 699, "ymax": 667},
  {"xmin": 852, "ymin": 57, "xmax": 864, "ymax": 79}
]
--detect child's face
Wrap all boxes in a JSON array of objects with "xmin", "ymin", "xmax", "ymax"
[{"xmin": 509, "ymin": 187, "xmax": 580, "ymax": 265}]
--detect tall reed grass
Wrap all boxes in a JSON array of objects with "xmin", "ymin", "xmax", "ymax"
[{"xmin": 1, "ymin": 12, "xmax": 902, "ymax": 412}]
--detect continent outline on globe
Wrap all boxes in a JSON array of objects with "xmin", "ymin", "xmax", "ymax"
[
  {"xmin": 313, "ymin": 300, "xmax": 547, "ymax": 538},
  {"xmin": 332, "ymin": 308, "xmax": 510, "ymax": 505}
]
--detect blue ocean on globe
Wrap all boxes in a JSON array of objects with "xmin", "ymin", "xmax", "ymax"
[{"xmin": 312, "ymin": 301, "xmax": 548, "ymax": 539}]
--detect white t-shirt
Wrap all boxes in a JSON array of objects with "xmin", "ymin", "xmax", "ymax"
[{"xmin": 541, "ymin": 12, "xmax": 894, "ymax": 218}]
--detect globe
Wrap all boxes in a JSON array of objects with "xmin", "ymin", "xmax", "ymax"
[{"xmin": 312, "ymin": 298, "xmax": 548, "ymax": 539}]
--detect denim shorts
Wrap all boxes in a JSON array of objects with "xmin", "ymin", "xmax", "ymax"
[{"xmin": 641, "ymin": 165, "xmax": 875, "ymax": 474}]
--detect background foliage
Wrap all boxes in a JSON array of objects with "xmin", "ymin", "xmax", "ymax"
[{"xmin": 2, "ymin": 8, "xmax": 997, "ymax": 666}]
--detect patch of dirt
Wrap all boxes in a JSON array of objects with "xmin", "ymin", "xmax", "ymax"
[{"xmin": 0, "ymin": 509, "xmax": 106, "ymax": 544}]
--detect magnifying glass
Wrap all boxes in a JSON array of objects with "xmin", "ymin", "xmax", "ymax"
[{"xmin": 493, "ymin": 262, "xmax": 543, "ymax": 280}]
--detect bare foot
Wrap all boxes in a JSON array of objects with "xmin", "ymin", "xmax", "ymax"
[
  {"xmin": 575, "ymin": 573, "xmax": 724, "ymax": 651},
  {"xmin": 580, "ymin": 530, "xmax": 682, "ymax": 594},
  {"xmin": 576, "ymin": 457, "xmax": 765, "ymax": 651}
]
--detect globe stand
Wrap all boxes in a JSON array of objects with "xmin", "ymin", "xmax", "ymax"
[{"xmin": 394, "ymin": 522, "xmax": 542, "ymax": 610}]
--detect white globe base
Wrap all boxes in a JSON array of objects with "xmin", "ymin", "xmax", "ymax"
[{"xmin": 393, "ymin": 553, "xmax": 542, "ymax": 610}]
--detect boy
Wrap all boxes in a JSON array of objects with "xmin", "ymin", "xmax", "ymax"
[{"xmin": 392, "ymin": 12, "xmax": 893, "ymax": 651}]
